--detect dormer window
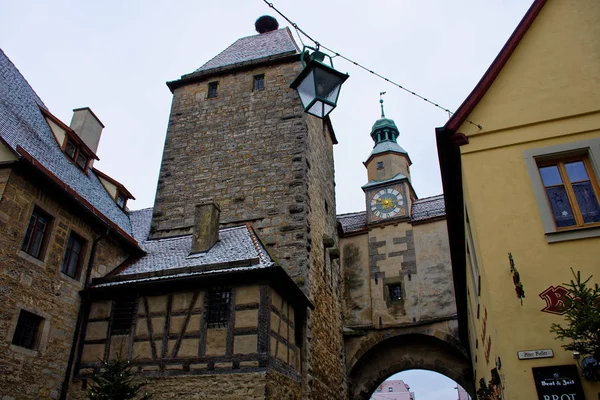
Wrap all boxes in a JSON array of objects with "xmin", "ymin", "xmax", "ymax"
[
  {"xmin": 94, "ymin": 169, "xmax": 135, "ymax": 211},
  {"xmin": 63, "ymin": 137, "xmax": 92, "ymax": 171}
]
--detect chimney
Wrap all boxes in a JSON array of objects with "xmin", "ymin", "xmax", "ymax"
[
  {"xmin": 191, "ymin": 202, "xmax": 221, "ymax": 253},
  {"xmin": 69, "ymin": 107, "xmax": 104, "ymax": 157}
]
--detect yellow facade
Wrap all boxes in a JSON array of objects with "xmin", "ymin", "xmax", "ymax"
[{"xmin": 450, "ymin": 0, "xmax": 600, "ymax": 398}]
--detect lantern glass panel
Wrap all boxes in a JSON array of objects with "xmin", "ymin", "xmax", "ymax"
[
  {"xmin": 307, "ymin": 102, "xmax": 334, "ymax": 118},
  {"xmin": 314, "ymin": 66, "xmax": 343, "ymax": 103},
  {"xmin": 297, "ymin": 70, "xmax": 316, "ymax": 109}
]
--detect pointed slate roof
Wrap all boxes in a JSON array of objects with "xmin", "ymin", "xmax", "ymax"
[
  {"xmin": 167, "ymin": 27, "xmax": 300, "ymax": 92},
  {"xmin": 0, "ymin": 49, "xmax": 135, "ymax": 243},
  {"xmin": 194, "ymin": 28, "xmax": 299, "ymax": 73}
]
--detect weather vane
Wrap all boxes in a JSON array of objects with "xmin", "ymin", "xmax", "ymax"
[{"xmin": 379, "ymin": 91, "xmax": 386, "ymax": 117}]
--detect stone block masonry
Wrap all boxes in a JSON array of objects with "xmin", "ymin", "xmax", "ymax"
[{"xmin": 0, "ymin": 166, "xmax": 131, "ymax": 400}]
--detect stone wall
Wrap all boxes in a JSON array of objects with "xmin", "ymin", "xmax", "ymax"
[
  {"xmin": 302, "ymin": 116, "xmax": 346, "ymax": 399},
  {"xmin": 150, "ymin": 60, "xmax": 313, "ymax": 282},
  {"xmin": 340, "ymin": 218, "xmax": 455, "ymax": 329},
  {"xmin": 0, "ymin": 166, "xmax": 131, "ymax": 400},
  {"xmin": 70, "ymin": 372, "xmax": 269, "ymax": 400}
]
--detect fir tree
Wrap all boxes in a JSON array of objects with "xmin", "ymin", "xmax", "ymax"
[
  {"xmin": 550, "ymin": 269, "xmax": 600, "ymax": 360},
  {"xmin": 87, "ymin": 355, "xmax": 152, "ymax": 400}
]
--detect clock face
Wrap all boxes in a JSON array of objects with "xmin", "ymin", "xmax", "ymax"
[{"xmin": 370, "ymin": 187, "xmax": 404, "ymax": 220}]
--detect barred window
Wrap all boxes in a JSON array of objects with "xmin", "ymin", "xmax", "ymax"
[
  {"xmin": 110, "ymin": 297, "xmax": 137, "ymax": 335},
  {"xmin": 207, "ymin": 289, "xmax": 231, "ymax": 328},
  {"xmin": 12, "ymin": 310, "xmax": 43, "ymax": 350}
]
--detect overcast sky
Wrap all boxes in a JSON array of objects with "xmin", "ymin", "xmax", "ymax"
[
  {"xmin": 1, "ymin": 1, "xmax": 531, "ymax": 395},
  {"xmin": 1, "ymin": 0, "xmax": 533, "ymax": 214}
]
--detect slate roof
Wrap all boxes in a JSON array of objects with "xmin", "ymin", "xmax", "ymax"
[
  {"xmin": 337, "ymin": 194, "xmax": 446, "ymax": 235},
  {"xmin": 337, "ymin": 211, "xmax": 368, "ymax": 235},
  {"xmin": 361, "ymin": 172, "xmax": 409, "ymax": 190},
  {"xmin": 410, "ymin": 194, "xmax": 446, "ymax": 222},
  {"xmin": 99, "ymin": 208, "xmax": 275, "ymax": 286},
  {"xmin": 0, "ymin": 49, "xmax": 133, "ymax": 236},
  {"xmin": 193, "ymin": 28, "xmax": 299, "ymax": 73},
  {"xmin": 370, "ymin": 141, "xmax": 408, "ymax": 157}
]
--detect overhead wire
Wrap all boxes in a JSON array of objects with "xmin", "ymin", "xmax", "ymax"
[{"xmin": 262, "ymin": 0, "xmax": 483, "ymax": 130}]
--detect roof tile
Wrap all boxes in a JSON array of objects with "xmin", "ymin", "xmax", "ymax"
[
  {"xmin": 337, "ymin": 194, "xmax": 446, "ymax": 234},
  {"xmin": 193, "ymin": 28, "xmax": 298, "ymax": 73},
  {"xmin": 0, "ymin": 49, "xmax": 132, "ymax": 235},
  {"xmin": 109, "ymin": 208, "xmax": 274, "ymax": 284}
]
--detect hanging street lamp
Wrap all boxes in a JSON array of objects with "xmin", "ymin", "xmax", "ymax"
[{"xmin": 290, "ymin": 46, "xmax": 349, "ymax": 119}]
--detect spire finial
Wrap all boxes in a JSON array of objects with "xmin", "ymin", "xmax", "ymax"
[{"xmin": 379, "ymin": 92, "xmax": 386, "ymax": 118}]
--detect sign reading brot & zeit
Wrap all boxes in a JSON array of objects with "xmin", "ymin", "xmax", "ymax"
[
  {"xmin": 532, "ymin": 365, "xmax": 585, "ymax": 400},
  {"xmin": 518, "ymin": 349, "xmax": 554, "ymax": 360}
]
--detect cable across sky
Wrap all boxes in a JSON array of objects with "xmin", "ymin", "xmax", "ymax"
[{"xmin": 262, "ymin": 0, "xmax": 483, "ymax": 130}]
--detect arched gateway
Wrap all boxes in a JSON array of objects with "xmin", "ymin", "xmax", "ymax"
[{"xmin": 345, "ymin": 325, "xmax": 474, "ymax": 399}]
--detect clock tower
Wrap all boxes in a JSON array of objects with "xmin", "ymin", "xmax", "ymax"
[{"xmin": 362, "ymin": 99, "xmax": 415, "ymax": 224}]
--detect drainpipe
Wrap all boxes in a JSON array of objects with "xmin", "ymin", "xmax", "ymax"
[{"xmin": 60, "ymin": 229, "xmax": 109, "ymax": 400}]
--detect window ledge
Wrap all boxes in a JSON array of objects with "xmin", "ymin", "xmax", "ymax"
[
  {"xmin": 546, "ymin": 226, "xmax": 600, "ymax": 243},
  {"xmin": 59, "ymin": 271, "xmax": 82, "ymax": 285},
  {"xmin": 17, "ymin": 250, "xmax": 46, "ymax": 268},
  {"xmin": 9, "ymin": 343, "xmax": 39, "ymax": 357}
]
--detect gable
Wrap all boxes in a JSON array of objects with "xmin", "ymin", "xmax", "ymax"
[{"xmin": 458, "ymin": 0, "xmax": 600, "ymax": 137}]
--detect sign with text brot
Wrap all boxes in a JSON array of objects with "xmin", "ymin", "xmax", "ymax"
[{"xmin": 532, "ymin": 365, "xmax": 585, "ymax": 400}]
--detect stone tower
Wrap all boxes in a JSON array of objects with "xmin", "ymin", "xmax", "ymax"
[{"xmin": 150, "ymin": 18, "xmax": 346, "ymax": 399}]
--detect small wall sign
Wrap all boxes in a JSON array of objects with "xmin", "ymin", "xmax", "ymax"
[
  {"xmin": 532, "ymin": 365, "xmax": 585, "ymax": 399},
  {"xmin": 518, "ymin": 349, "xmax": 554, "ymax": 360}
]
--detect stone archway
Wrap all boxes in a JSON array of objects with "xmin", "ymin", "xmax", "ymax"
[{"xmin": 348, "ymin": 332, "xmax": 474, "ymax": 399}]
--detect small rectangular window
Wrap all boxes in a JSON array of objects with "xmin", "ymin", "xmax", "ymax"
[
  {"xmin": 76, "ymin": 152, "xmax": 88, "ymax": 170},
  {"xmin": 388, "ymin": 387, "xmax": 393, "ymax": 392},
  {"xmin": 12, "ymin": 310, "xmax": 43, "ymax": 350},
  {"xmin": 61, "ymin": 232, "xmax": 86, "ymax": 279},
  {"xmin": 21, "ymin": 207, "xmax": 52, "ymax": 259},
  {"xmin": 110, "ymin": 297, "xmax": 137, "ymax": 335},
  {"xmin": 116, "ymin": 193, "xmax": 126, "ymax": 209},
  {"xmin": 65, "ymin": 140, "xmax": 77, "ymax": 160},
  {"xmin": 207, "ymin": 81, "xmax": 218, "ymax": 98},
  {"xmin": 376, "ymin": 161, "xmax": 384, "ymax": 170},
  {"xmin": 207, "ymin": 289, "xmax": 231, "ymax": 328},
  {"xmin": 388, "ymin": 284, "xmax": 402, "ymax": 301},
  {"xmin": 253, "ymin": 74, "xmax": 265, "ymax": 91},
  {"xmin": 538, "ymin": 157, "xmax": 600, "ymax": 229}
]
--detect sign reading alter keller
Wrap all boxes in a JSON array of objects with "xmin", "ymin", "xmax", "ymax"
[
  {"xmin": 518, "ymin": 349, "xmax": 554, "ymax": 360},
  {"xmin": 532, "ymin": 365, "xmax": 585, "ymax": 400}
]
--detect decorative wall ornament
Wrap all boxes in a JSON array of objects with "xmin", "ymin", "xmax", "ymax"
[
  {"xmin": 508, "ymin": 253, "xmax": 525, "ymax": 305},
  {"xmin": 539, "ymin": 285, "xmax": 571, "ymax": 315}
]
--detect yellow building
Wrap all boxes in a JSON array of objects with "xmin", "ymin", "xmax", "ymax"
[{"xmin": 436, "ymin": 0, "xmax": 600, "ymax": 398}]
